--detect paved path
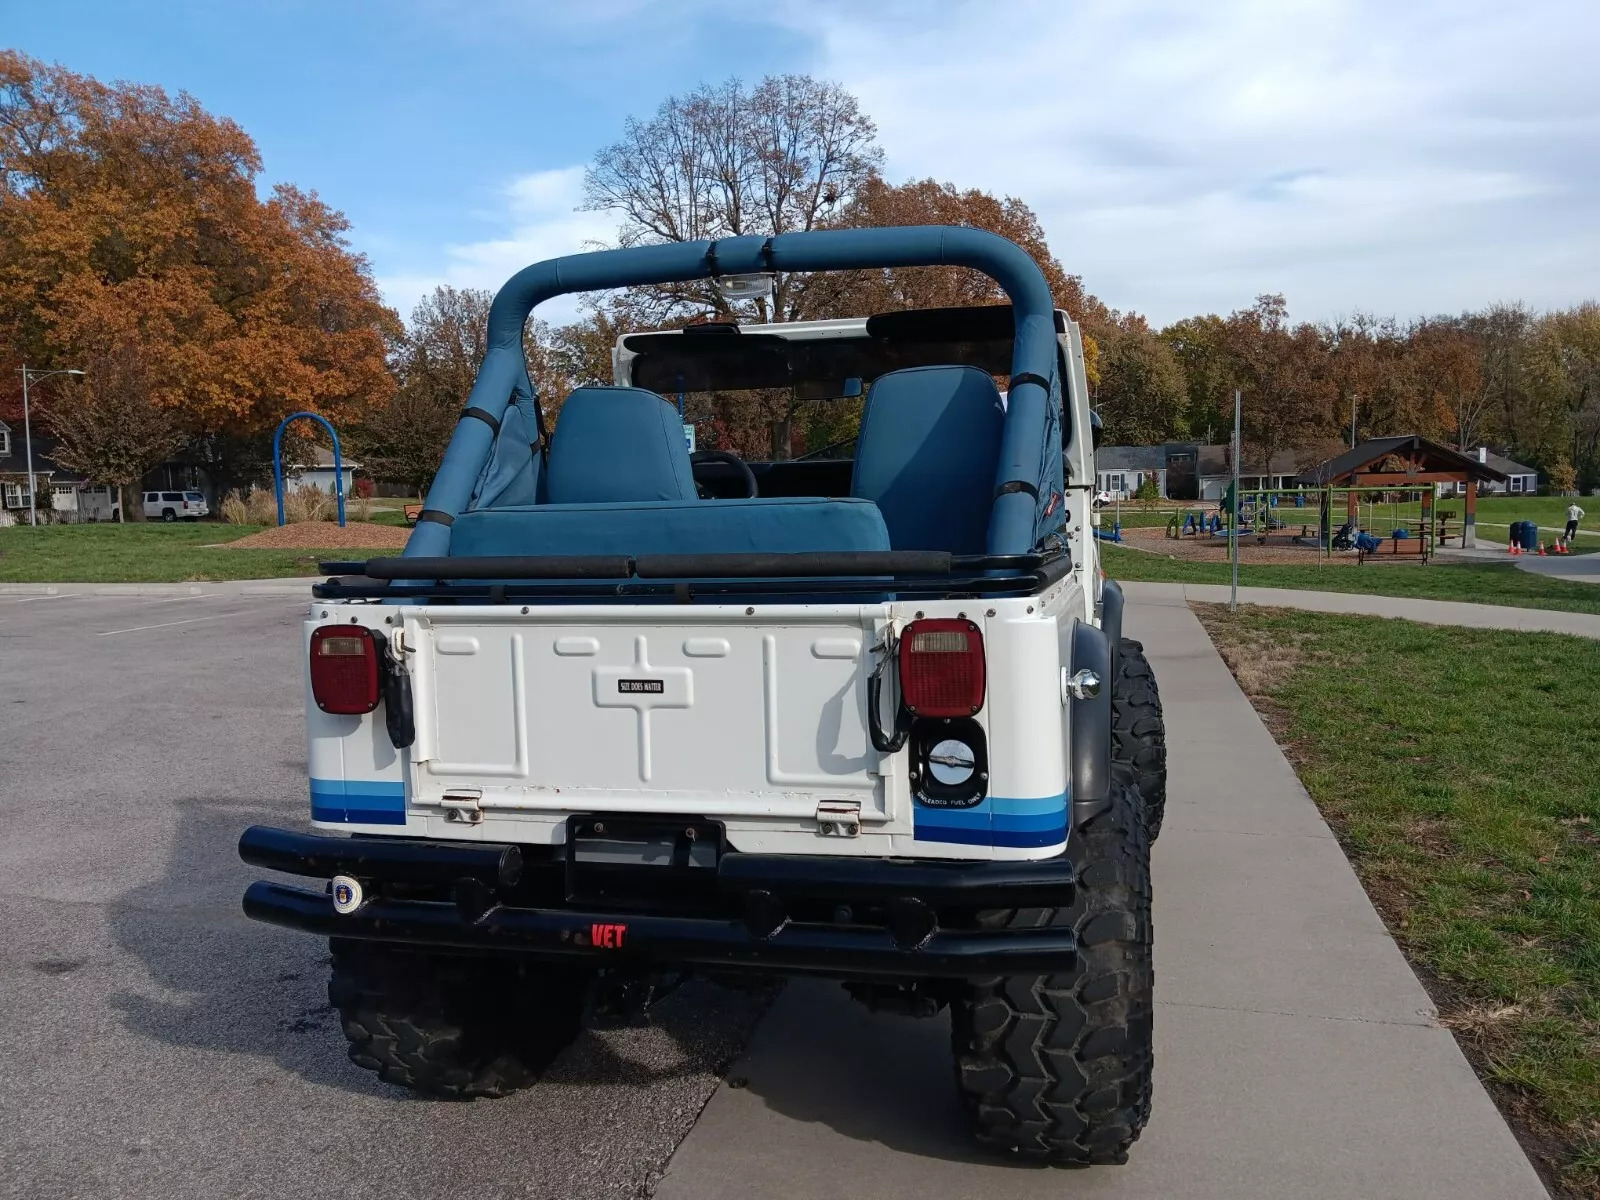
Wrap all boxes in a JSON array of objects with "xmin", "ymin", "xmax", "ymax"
[
  {"xmin": 655, "ymin": 596, "xmax": 1548, "ymax": 1200},
  {"xmin": 1122, "ymin": 579, "xmax": 1600, "ymax": 639}
]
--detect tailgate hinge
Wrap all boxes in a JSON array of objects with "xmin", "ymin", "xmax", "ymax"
[
  {"xmin": 815, "ymin": 799, "xmax": 862, "ymax": 838},
  {"xmin": 438, "ymin": 790, "xmax": 483, "ymax": 825}
]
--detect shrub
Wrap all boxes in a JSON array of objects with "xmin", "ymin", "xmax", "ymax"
[
  {"xmin": 1133, "ymin": 476, "xmax": 1161, "ymax": 503},
  {"xmin": 220, "ymin": 489, "xmax": 251, "ymax": 524},
  {"xmin": 284, "ymin": 483, "xmax": 333, "ymax": 523},
  {"xmin": 354, "ymin": 476, "xmax": 375, "ymax": 499}
]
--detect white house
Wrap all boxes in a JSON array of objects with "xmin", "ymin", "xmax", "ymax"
[
  {"xmin": 0, "ymin": 422, "xmax": 118, "ymax": 521},
  {"xmin": 1095, "ymin": 446, "xmax": 1168, "ymax": 498},
  {"xmin": 1475, "ymin": 448, "xmax": 1538, "ymax": 495},
  {"xmin": 1094, "ymin": 443, "xmax": 1303, "ymax": 501},
  {"xmin": 288, "ymin": 446, "xmax": 359, "ymax": 496}
]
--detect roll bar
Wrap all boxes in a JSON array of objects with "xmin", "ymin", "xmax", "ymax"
[{"xmin": 406, "ymin": 226, "xmax": 1059, "ymax": 558}]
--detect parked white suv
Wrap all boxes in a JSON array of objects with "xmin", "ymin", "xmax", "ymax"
[{"xmin": 143, "ymin": 490, "xmax": 209, "ymax": 521}]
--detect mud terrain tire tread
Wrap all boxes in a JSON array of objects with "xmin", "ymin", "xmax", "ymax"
[
  {"xmin": 328, "ymin": 940, "xmax": 587, "ymax": 1099},
  {"xmin": 950, "ymin": 780, "xmax": 1154, "ymax": 1164},
  {"xmin": 1112, "ymin": 637, "xmax": 1167, "ymax": 840}
]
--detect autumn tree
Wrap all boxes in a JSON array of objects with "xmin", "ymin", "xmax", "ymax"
[
  {"xmin": 1224, "ymin": 295, "xmax": 1336, "ymax": 467},
  {"xmin": 1094, "ymin": 319, "xmax": 1187, "ymax": 445},
  {"xmin": 1527, "ymin": 303, "xmax": 1600, "ymax": 487},
  {"xmin": 0, "ymin": 51, "xmax": 396, "ymax": 499},
  {"xmin": 583, "ymin": 75, "xmax": 882, "ymax": 325},
  {"xmin": 48, "ymin": 345, "xmax": 186, "ymax": 519},
  {"xmin": 802, "ymin": 177, "xmax": 1110, "ymax": 345},
  {"xmin": 1160, "ymin": 314, "xmax": 1236, "ymax": 443}
]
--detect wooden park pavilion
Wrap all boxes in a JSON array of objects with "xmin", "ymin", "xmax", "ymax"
[{"xmin": 1297, "ymin": 436, "xmax": 1508, "ymax": 549}]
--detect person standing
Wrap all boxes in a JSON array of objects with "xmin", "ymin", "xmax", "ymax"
[{"xmin": 1565, "ymin": 500, "xmax": 1586, "ymax": 547}]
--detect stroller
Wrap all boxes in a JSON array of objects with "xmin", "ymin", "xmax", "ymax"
[{"xmin": 1331, "ymin": 519, "xmax": 1357, "ymax": 551}]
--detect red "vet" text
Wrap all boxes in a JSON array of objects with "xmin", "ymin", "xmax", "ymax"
[{"xmin": 591, "ymin": 922, "xmax": 627, "ymax": 949}]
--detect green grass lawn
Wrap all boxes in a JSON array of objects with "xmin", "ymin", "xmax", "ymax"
[
  {"xmin": 1102, "ymin": 543, "xmax": 1600, "ymax": 616},
  {"xmin": 0, "ymin": 522, "xmax": 350, "ymax": 582},
  {"xmin": 1196, "ymin": 605, "xmax": 1600, "ymax": 1195}
]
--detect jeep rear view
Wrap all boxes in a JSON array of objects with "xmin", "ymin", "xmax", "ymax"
[{"xmin": 239, "ymin": 226, "xmax": 1168, "ymax": 1164}]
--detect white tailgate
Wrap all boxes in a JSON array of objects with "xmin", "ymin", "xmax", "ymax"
[{"xmin": 410, "ymin": 614, "xmax": 882, "ymax": 817}]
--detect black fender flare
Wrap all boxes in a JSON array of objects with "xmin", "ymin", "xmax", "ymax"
[
  {"xmin": 1067, "ymin": 617, "xmax": 1113, "ymax": 828},
  {"xmin": 1099, "ymin": 576, "xmax": 1125, "ymax": 681}
]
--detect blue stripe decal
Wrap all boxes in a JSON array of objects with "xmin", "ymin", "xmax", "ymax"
[
  {"xmin": 311, "ymin": 778, "xmax": 406, "ymax": 826},
  {"xmin": 912, "ymin": 792, "xmax": 1067, "ymax": 847}
]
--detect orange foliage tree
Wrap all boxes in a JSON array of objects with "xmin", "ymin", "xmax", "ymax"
[{"xmin": 0, "ymin": 51, "xmax": 396, "ymax": 514}]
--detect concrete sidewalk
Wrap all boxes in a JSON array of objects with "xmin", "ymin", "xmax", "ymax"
[
  {"xmin": 654, "ymin": 597, "xmax": 1547, "ymax": 1199},
  {"xmin": 1123, "ymin": 579, "xmax": 1600, "ymax": 639}
]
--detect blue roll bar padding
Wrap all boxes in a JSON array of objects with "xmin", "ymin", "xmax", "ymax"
[{"xmin": 405, "ymin": 227, "xmax": 1058, "ymax": 558}]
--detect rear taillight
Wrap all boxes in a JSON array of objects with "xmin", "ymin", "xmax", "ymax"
[
  {"xmin": 309, "ymin": 626, "xmax": 381, "ymax": 714},
  {"xmin": 899, "ymin": 618, "xmax": 985, "ymax": 717}
]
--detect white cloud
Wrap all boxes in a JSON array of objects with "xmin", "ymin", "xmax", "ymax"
[
  {"xmin": 778, "ymin": 0, "xmax": 1600, "ymax": 323},
  {"xmin": 375, "ymin": 165, "xmax": 616, "ymax": 325}
]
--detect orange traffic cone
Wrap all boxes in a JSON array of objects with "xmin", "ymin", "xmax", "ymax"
[{"xmin": 1538, "ymin": 544, "xmax": 1547, "ymax": 555}]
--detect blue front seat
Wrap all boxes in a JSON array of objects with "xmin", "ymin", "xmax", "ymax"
[
  {"xmin": 850, "ymin": 365, "xmax": 1006, "ymax": 554},
  {"xmin": 544, "ymin": 386, "xmax": 698, "ymax": 504}
]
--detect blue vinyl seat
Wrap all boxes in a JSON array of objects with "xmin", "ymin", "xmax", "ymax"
[
  {"xmin": 543, "ymin": 385, "xmax": 698, "ymax": 504},
  {"xmin": 849, "ymin": 365, "xmax": 1005, "ymax": 554},
  {"xmin": 450, "ymin": 497, "xmax": 890, "ymax": 559}
]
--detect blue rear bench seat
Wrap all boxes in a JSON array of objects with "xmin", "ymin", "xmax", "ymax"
[{"xmin": 449, "ymin": 497, "xmax": 891, "ymax": 559}]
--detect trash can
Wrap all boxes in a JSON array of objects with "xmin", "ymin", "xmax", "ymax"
[
  {"xmin": 1517, "ymin": 521, "xmax": 1539, "ymax": 551},
  {"xmin": 1508, "ymin": 520, "xmax": 1525, "ymax": 549}
]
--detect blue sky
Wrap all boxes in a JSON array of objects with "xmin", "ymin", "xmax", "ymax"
[{"xmin": 8, "ymin": 0, "xmax": 1600, "ymax": 326}]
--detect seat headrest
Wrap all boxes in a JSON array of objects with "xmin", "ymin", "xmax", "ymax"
[
  {"xmin": 545, "ymin": 386, "xmax": 698, "ymax": 505},
  {"xmin": 849, "ymin": 365, "xmax": 1005, "ymax": 554}
]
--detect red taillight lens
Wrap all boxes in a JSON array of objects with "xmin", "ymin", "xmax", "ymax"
[
  {"xmin": 899, "ymin": 618, "xmax": 985, "ymax": 717},
  {"xmin": 309, "ymin": 625, "xmax": 381, "ymax": 714}
]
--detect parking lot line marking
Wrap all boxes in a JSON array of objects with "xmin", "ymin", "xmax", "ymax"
[{"xmin": 97, "ymin": 605, "xmax": 282, "ymax": 636}]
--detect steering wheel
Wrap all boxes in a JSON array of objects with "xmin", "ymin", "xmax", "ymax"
[{"xmin": 690, "ymin": 450, "xmax": 758, "ymax": 499}]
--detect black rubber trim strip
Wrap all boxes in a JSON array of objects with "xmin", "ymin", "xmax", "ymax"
[
  {"xmin": 461, "ymin": 406, "xmax": 501, "ymax": 434},
  {"xmin": 1010, "ymin": 371, "xmax": 1051, "ymax": 391},
  {"xmin": 416, "ymin": 509, "xmax": 455, "ymax": 527},
  {"xmin": 995, "ymin": 480, "xmax": 1040, "ymax": 500},
  {"xmin": 364, "ymin": 555, "xmax": 633, "ymax": 580},
  {"xmin": 635, "ymin": 551, "xmax": 951, "ymax": 578}
]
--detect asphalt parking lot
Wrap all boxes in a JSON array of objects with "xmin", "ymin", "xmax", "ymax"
[{"xmin": 0, "ymin": 589, "xmax": 768, "ymax": 1200}]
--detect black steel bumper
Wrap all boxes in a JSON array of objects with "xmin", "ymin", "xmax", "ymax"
[{"xmin": 239, "ymin": 825, "xmax": 1076, "ymax": 979}]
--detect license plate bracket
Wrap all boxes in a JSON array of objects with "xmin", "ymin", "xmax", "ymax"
[{"xmin": 564, "ymin": 815, "xmax": 724, "ymax": 907}]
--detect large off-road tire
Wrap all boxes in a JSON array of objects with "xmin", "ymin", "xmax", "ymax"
[
  {"xmin": 950, "ymin": 780, "xmax": 1154, "ymax": 1164},
  {"xmin": 328, "ymin": 940, "xmax": 589, "ymax": 1098},
  {"xmin": 1112, "ymin": 637, "xmax": 1168, "ymax": 841}
]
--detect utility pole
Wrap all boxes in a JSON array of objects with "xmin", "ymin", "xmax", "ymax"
[
  {"xmin": 1231, "ymin": 389, "xmax": 1241, "ymax": 613},
  {"xmin": 1350, "ymin": 393, "xmax": 1357, "ymax": 449},
  {"xmin": 18, "ymin": 367, "xmax": 86, "ymax": 527}
]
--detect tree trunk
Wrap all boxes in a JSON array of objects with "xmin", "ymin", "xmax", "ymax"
[
  {"xmin": 770, "ymin": 418, "xmax": 794, "ymax": 462},
  {"xmin": 120, "ymin": 482, "xmax": 144, "ymax": 522}
]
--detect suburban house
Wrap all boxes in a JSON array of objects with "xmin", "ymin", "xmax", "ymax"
[
  {"xmin": 0, "ymin": 422, "xmax": 118, "ymax": 521},
  {"xmin": 288, "ymin": 445, "xmax": 359, "ymax": 496},
  {"xmin": 1094, "ymin": 445, "xmax": 1168, "ymax": 498},
  {"xmin": 1458, "ymin": 448, "xmax": 1538, "ymax": 496},
  {"xmin": 1095, "ymin": 442, "xmax": 1301, "ymax": 501}
]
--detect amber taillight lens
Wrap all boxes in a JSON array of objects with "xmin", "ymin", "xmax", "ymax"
[
  {"xmin": 309, "ymin": 626, "xmax": 381, "ymax": 714},
  {"xmin": 899, "ymin": 618, "xmax": 985, "ymax": 717}
]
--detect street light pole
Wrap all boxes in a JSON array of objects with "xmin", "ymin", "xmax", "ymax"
[
  {"xmin": 21, "ymin": 367, "xmax": 33, "ymax": 527},
  {"xmin": 18, "ymin": 367, "xmax": 86, "ymax": 527}
]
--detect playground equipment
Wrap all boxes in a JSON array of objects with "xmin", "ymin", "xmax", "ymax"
[
  {"xmin": 1164, "ymin": 484, "xmax": 1438, "ymax": 562},
  {"xmin": 272, "ymin": 411, "xmax": 347, "ymax": 528}
]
